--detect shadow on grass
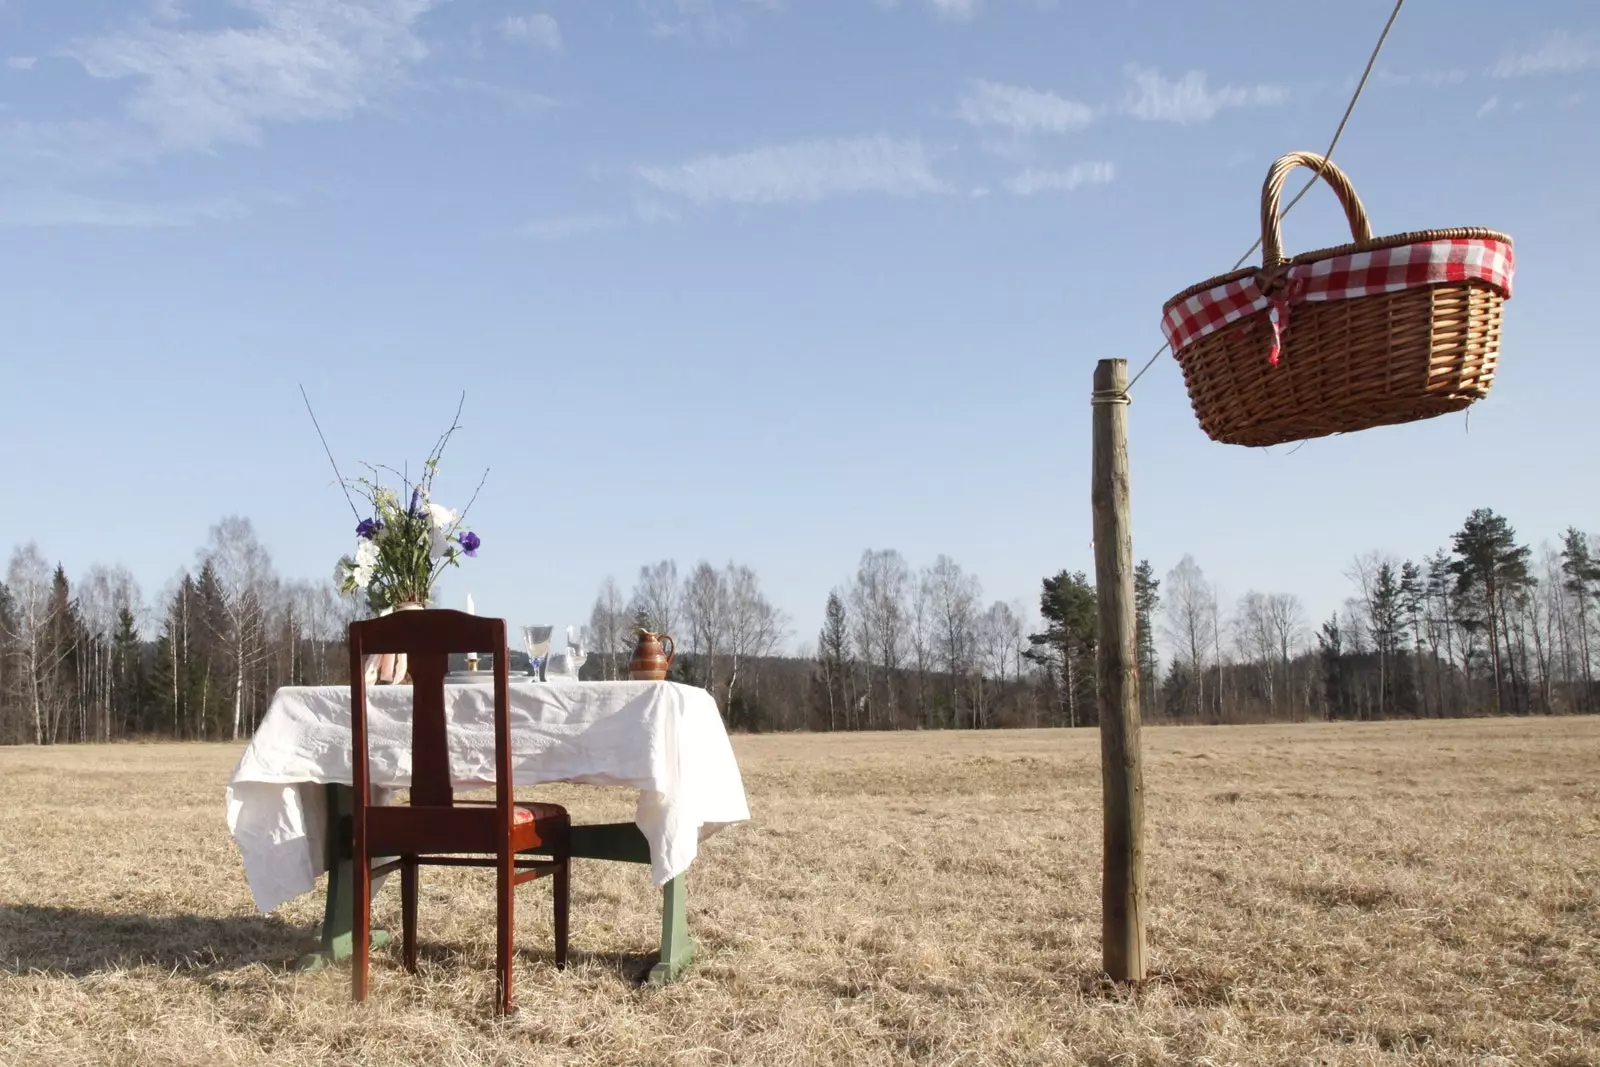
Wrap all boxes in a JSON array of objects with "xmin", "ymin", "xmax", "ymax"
[
  {"xmin": 399, "ymin": 941, "xmax": 660, "ymax": 984},
  {"xmin": 0, "ymin": 904, "xmax": 312, "ymax": 977}
]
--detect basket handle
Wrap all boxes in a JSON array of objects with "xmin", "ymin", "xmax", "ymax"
[{"xmin": 1259, "ymin": 151, "xmax": 1374, "ymax": 271}]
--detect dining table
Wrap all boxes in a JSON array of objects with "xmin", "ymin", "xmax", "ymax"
[{"xmin": 226, "ymin": 678, "xmax": 750, "ymax": 983}]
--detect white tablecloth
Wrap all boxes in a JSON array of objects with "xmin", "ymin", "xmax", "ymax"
[{"xmin": 226, "ymin": 680, "xmax": 750, "ymax": 913}]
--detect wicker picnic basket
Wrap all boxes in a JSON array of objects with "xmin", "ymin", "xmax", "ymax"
[{"xmin": 1161, "ymin": 151, "xmax": 1514, "ymax": 447}]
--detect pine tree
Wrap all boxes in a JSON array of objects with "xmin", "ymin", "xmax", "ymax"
[
  {"xmin": 1450, "ymin": 509, "xmax": 1531, "ymax": 715},
  {"xmin": 815, "ymin": 591, "xmax": 849, "ymax": 731},
  {"xmin": 1364, "ymin": 561, "xmax": 1406, "ymax": 718},
  {"xmin": 1560, "ymin": 528, "xmax": 1598, "ymax": 712},
  {"xmin": 1400, "ymin": 560, "xmax": 1428, "ymax": 716},
  {"xmin": 112, "ymin": 606, "xmax": 144, "ymax": 736},
  {"xmin": 1025, "ymin": 570, "xmax": 1097, "ymax": 727},
  {"xmin": 44, "ymin": 565, "xmax": 78, "ymax": 743},
  {"xmin": 194, "ymin": 561, "xmax": 230, "ymax": 738},
  {"xmin": 0, "ymin": 583, "xmax": 16, "ymax": 744},
  {"xmin": 1134, "ymin": 560, "xmax": 1161, "ymax": 715}
]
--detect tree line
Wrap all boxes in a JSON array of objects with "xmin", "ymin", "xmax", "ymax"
[
  {"xmin": 0, "ymin": 507, "xmax": 1594, "ymax": 744},
  {"xmin": 1156, "ymin": 509, "xmax": 1598, "ymax": 723},
  {"xmin": 0, "ymin": 517, "xmax": 353, "ymax": 745}
]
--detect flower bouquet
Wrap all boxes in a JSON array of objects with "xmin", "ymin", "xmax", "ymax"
[
  {"xmin": 336, "ymin": 479, "xmax": 481, "ymax": 614},
  {"xmin": 311, "ymin": 396, "xmax": 487, "ymax": 684}
]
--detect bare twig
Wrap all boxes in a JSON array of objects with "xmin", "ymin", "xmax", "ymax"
[
  {"xmin": 425, "ymin": 391, "xmax": 468, "ymax": 471},
  {"xmin": 299, "ymin": 384, "xmax": 362, "ymax": 521},
  {"xmin": 455, "ymin": 466, "xmax": 492, "ymax": 525}
]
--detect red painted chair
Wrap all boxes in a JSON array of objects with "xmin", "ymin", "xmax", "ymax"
[{"xmin": 348, "ymin": 608, "xmax": 570, "ymax": 1015}]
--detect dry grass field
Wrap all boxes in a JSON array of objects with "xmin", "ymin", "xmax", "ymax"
[{"xmin": 2, "ymin": 718, "xmax": 1599, "ymax": 1066}]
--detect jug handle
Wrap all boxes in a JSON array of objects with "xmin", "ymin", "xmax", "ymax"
[{"xmin": 660, "ymin": 634, "xmax": 675, "ymax": 667}]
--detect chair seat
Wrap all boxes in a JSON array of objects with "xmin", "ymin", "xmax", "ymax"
[
  {"xmin": 450, "ymin": 800, "xmax": 568, "ymax": 826},
  {"xmin": 368, "ymin": 800, "xmax": 570, "ymax": 856},
  {"xmin": 511, "ymin": 802, "xmax": 568, "ymax": 825}
]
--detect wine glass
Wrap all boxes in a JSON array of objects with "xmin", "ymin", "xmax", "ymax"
[
  {"xmin": 522, "ymin": 625, "xmax": 553, "ymax": 681},
  {"xmin": 546, "ymin": 625, "xmax": 588, "ymax": 682},
  {"xmin": 564, "ymin": 625, "xmax": 588, "ymax": 679}
]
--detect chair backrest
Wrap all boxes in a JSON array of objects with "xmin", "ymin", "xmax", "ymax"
[{"xmin": 347, "ymin": 609, "xmax": 511, "ymax": 812}]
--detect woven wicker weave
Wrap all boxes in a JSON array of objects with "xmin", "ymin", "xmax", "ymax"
[{"xmin": 1164, "ymin": 151, "xmax": 1512, "ymax": 448}]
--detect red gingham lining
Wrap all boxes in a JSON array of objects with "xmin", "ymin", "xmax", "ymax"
[{"xmin": 1161, "ymin": 238, "xmax": 1515, "ymax": 358}]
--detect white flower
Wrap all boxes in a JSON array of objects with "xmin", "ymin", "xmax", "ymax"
[
  {"xmin": 425, "ymin": 501, "xmax": 457, "ymax": 561},
  {"xmin": 347, "ymin": 539, "xmax": 378, "ymax": 587},
  {"xmin": 425, "ymin": 500, "xmax": 457, "ymax": 529}
]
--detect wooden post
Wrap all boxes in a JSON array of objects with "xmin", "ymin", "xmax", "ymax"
[{"xmin": 1091, "ymin": 358, "xmax": 1146, "ymax": 982}]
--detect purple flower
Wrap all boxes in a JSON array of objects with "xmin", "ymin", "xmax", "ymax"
[
  {"xmin": 459, "ymin": 531, "xmax": 481, "ymax": 557},
  {"xmin": 356, "ymin": 518, "xmax": 384, "ymax": 541},
  {"xmin": 408, "ymin": 488, "xmax": 423, "ymax": 517}
]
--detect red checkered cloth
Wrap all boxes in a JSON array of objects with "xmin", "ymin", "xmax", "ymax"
[{"xmin": 1161, "ymin": 238, "xmax": 1515, "ymax": 365}]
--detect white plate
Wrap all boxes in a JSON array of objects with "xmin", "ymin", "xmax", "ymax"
[{"xmin": 444, "ymin": 670, "xmax": 532, "ymax": 685}]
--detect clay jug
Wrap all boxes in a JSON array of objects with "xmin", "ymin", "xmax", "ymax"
[{"xmin": 629, "ymin": 628, "xmax": 675, "ymax": 681}]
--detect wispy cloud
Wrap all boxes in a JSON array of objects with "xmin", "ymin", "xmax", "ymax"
[
  {"xmin": 633, "ymin": 199, "xmax": 682, "ymax": 225},
  {"xmin": 0, "ymin": 118, "xmax": 155, "ymax": 182},
  {"xmin": 499, "ymin": 14, "xmax": 563, "ymax": 52},
  {"xmin": 438, "ymin": 77, "xmax": 559, "ymax": 115},
  {"xmin": 929, "ymin": 0, "xmax": 980, "ymax": 21},
  {"xmin": 637, "ymin": 136, "xmax": 944, "ymax": 205},
  {"xmin": 640, "ymin": 0, "xmax": 783, "ymax": 44},
  {"xmin": 0, "ymin": 188, "xmax": 248, "ymax": 227},
  {"xmin": 1121, "ymin": 64, "xmax": 1287, "ymax": 123},
  {"xmin": 1476, "ymin": 95, "xmax": 1500, "ymax": 118},
  {"xmin": 1492, "ymin": 31, "xmax": 1594, "ymax": 78},
  {"xmin": 64, "ymin": 0, "xmax": 437, "ymax": 151},
  {"xmin": 873, "ymin": 0, "xmax": 983, "ymax": 19},
  {"xmin": 1373, "ymin": 66, "xmax": 1467, "ymax": 87},
  {"xmin": 5, "ymin": 56, "xmax": 36, "ymax": 71},
  {"xmin": 957, "ymin": 79, "xmax": 1095, "ymax": 134},
  {"xmin": 1003, "ymin": 160, "xmax": 1114, "ymax": 196},
  {"xmin": 519, "ymin": 200, "xmax": 683, "ymax": 239}
]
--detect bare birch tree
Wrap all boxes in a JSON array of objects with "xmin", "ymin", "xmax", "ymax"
[
  {"xmin": 723, "ymin": 563, "xmax": 786, "ymax": 722},
  {"xmin": 630, "ymin": 560, "xmax": 681, "ymax": 639},
  {"xmin": 3, "ymin": 544, "xmax": 70, "ymax": 745},
  {"xmin": 681, "ymin": 561, "xmax": 728, "ymax": 696},
  {"xmin": 924, "ymin": 555, "xmax": 981, "ymax": 727},
  {"xmin": 850, "ymin": 549, "xmax": 909, "ymax": 729},
  {"xmin": 1162, "ymin": 555, "xmax": 1216, "ymax": 721},
  {"xmin": 200, "ymin": 516, "xmax": 276, "ymax": 740},
  {"xmin": 587, "ymin": 576, "xmax": 630, "ymax": 680}
]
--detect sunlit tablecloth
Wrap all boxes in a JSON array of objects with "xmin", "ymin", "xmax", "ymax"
[{"xmin": 225, "ymin": 680, "xmax": 750, "ymax": 912}]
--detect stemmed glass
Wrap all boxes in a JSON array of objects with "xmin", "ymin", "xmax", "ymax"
[
  {"xmin": 563, "ymin": 625, "xmax": 588, "ymax": 679},
  {"xmin": 521, "ymin": 625, "xmax": 553, "ymax": 681},
  {"xmin": 546, "ymin": 625, "xmax": 588, "ymax": 681}
]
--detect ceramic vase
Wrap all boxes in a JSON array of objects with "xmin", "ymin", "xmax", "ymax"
[{"xmin": 364, "ymin": 600, "xmax": 427, "ymax": 685}]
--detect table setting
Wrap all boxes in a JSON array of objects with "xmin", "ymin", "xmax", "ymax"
[{"xmin": 227, "ymin": 401, "xmax": 750, "ymax": 982}]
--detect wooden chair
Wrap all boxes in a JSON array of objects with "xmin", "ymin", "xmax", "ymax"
[{"xmin": 347, "ymin": 608, "xmax": 570, "ymax": 1015}]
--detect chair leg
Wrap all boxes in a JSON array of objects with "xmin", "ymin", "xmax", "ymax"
[
  {"xmin": 353, "ymin": 856, "xmax": 371, "ymax": 1004},
  {"xmin": 401, "ymin": 856, "xmax": 419, "ymax": 974},
  {"xmin": 553, "ymin": 859, "xmax": 569, "ymax": 970},
  {"xmin": 496, "ymin": 850, "xmax": 515, "ymax": 1016}
]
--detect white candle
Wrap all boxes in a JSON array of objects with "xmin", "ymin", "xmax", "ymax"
[{"xmin": 466, "ymin": 593, "xmax": 476, "ymax": 615}]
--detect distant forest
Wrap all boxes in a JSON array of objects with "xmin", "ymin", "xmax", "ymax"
[{"xmin": 0, "ymin": 507, "xmax": 1595, "ymax": 745}]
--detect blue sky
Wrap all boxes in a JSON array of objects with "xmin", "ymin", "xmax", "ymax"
[{"xmin": 1, "ymin": 0, "xmax": 1595, "ymax": 654}]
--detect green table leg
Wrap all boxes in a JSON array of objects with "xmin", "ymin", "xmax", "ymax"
[
  {"xmin": 648, "ymin": 872, "xmax": 694, "ymax": 985},
  {"xmin": 294, "ymin": 783, "xmax": 389, "ymax": 971},
  {"xmin": 563, "ymin": 822, "xmax": 698, "ymax": 984}
]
